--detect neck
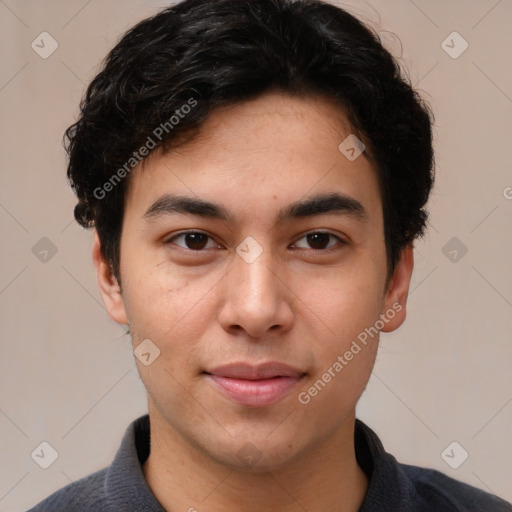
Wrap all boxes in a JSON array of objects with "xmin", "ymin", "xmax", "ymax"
[{"xmin": 142, "ymin": 403, "xmax": 368, "ymax": 512}]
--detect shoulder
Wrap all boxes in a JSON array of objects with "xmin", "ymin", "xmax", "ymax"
[
  {"xmin": 25, "ymin": 467, "xmax": 109, "ymax": 512},
  {"xmin": 355, "ymin": 419, "xmax": 512, "ymax": 512},
  {"xmin": 25, "ymin": 414, "xmax": 161, "ymax": 512},
  {"xmin": 400, "ymin": 462, "xmax": 512, "ymax": 511}
]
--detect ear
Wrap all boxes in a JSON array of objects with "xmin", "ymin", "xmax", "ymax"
[
  {"xmin": 92, "ymin": 228, "xmax": 129, "ymax": 325},
  {"xmin": 380, "ymin": 244, "xmax": 414, "ymax": 333}
]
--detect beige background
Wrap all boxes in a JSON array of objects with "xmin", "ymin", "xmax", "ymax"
[{"xmin": 1, "ymin": 0, "xmax": 511, "ymax": 510}]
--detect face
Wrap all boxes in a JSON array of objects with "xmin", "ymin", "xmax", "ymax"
[{"xmin": 93, "ymin": 91, "xmax": 413, "ymax": 472}]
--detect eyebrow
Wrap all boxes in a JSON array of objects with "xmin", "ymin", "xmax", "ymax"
[{"xmin": 142, "ymin": 192, "xmax": 368, "ymax": 225}]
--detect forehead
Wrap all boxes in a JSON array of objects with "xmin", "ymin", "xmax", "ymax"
[{"xmin": 123, "ymin": 91, "xmax": 381, "ymax": 225}]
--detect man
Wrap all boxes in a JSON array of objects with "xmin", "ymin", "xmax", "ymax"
[{"xmin": 27, "ymin": 0, "xmax": 512, "ymax": 510}]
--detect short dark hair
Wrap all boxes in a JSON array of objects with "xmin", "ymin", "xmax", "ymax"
[{"xmin": 65, "ymin": 0, "xmax": 435, "ymax": 285}]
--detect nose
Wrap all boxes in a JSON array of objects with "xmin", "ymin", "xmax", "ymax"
[{"xmin": 217, "ymin": 243, "xmax": 294, "ymax": 338}]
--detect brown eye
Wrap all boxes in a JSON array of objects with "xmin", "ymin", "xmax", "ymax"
[
  {"xmin": 167, "ymin": 232, "xmax": 216, "ymax": 251},
  {"xmin": 306, "ymin": 232, "xmax": 331, "ymax": 250},
  {"xmin": 293, "ymin": 231, "xmax": 343, "ymax": 251}
]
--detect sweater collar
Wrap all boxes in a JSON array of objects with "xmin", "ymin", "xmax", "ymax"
[
  {"xmin": 105, "ymin": 414, "xmax": 409, "ymax": 511},
  {"xmin": 105, "ymin": 414, "xmax": 166, "ymax": 511}
]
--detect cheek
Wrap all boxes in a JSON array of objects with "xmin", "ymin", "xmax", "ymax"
[
  {"xmin": 121, "ymin": 269, "xmax": 170, "ymax": 340},
  {"xmin": 296, "ymin": 341, "xmax": 378, "ymax": 431},
  {"xmin": 120, "ymin": 249, "xmax": 201, "ymax": 333},
  {"xmin": 296, "ymin": 263, "xmax": 385, "ymax": 339},
  {"xmin": 121, "ymin": 260, "xmax": 226, "ymax": 381},
  {"xmin": 293, "ymin": 261, "xmax": 384, "ymax": 398},
  {"xmin": 295, "ymin": 273, "xmax": 382, "ymax": 416},
  {"xmin": 122, "ymin": 265, "xmax": 207, "ymax": 403}
]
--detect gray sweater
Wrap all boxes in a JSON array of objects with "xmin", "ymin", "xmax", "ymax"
[{"xmin": 26, "ymin": 414, "xmax": 512, "ymax": 511}]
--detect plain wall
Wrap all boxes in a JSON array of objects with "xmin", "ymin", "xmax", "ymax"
[{"xmin": 1, "ymin": 1, "xmax": 511, "ymax": 510}]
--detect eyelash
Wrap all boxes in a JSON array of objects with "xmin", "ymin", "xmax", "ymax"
[{"xmin": 164, "ymin": 230, "xmax": 346, "ymax": 254}]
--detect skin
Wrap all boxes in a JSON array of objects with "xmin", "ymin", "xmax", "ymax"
[{"xmin": 92, "ymin": 90, "xmax": 414, "ymax": 512}]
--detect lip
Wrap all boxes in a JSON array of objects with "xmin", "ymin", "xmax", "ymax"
[{"xmin": 203, "ymin": 362, "xmax": 306, "ymax": 407}]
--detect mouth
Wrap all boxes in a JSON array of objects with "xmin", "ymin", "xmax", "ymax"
[{"xmin": 202, "ymin": 362, "xmax": 307, "ymax": 408}]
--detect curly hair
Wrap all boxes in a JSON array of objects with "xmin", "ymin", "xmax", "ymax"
[{"xmin": 65, "ymin": 0, "xmax": 435, "ymax": 285}]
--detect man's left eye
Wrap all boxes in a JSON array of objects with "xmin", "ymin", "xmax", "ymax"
[{"xmin": 293, "ymin": 232, "xmax": 344, "ymax": 251}]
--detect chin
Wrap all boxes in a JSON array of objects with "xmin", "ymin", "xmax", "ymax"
[{"xmin": 201, "ymin": 432, "xmax": 307, "ymax": 473}]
